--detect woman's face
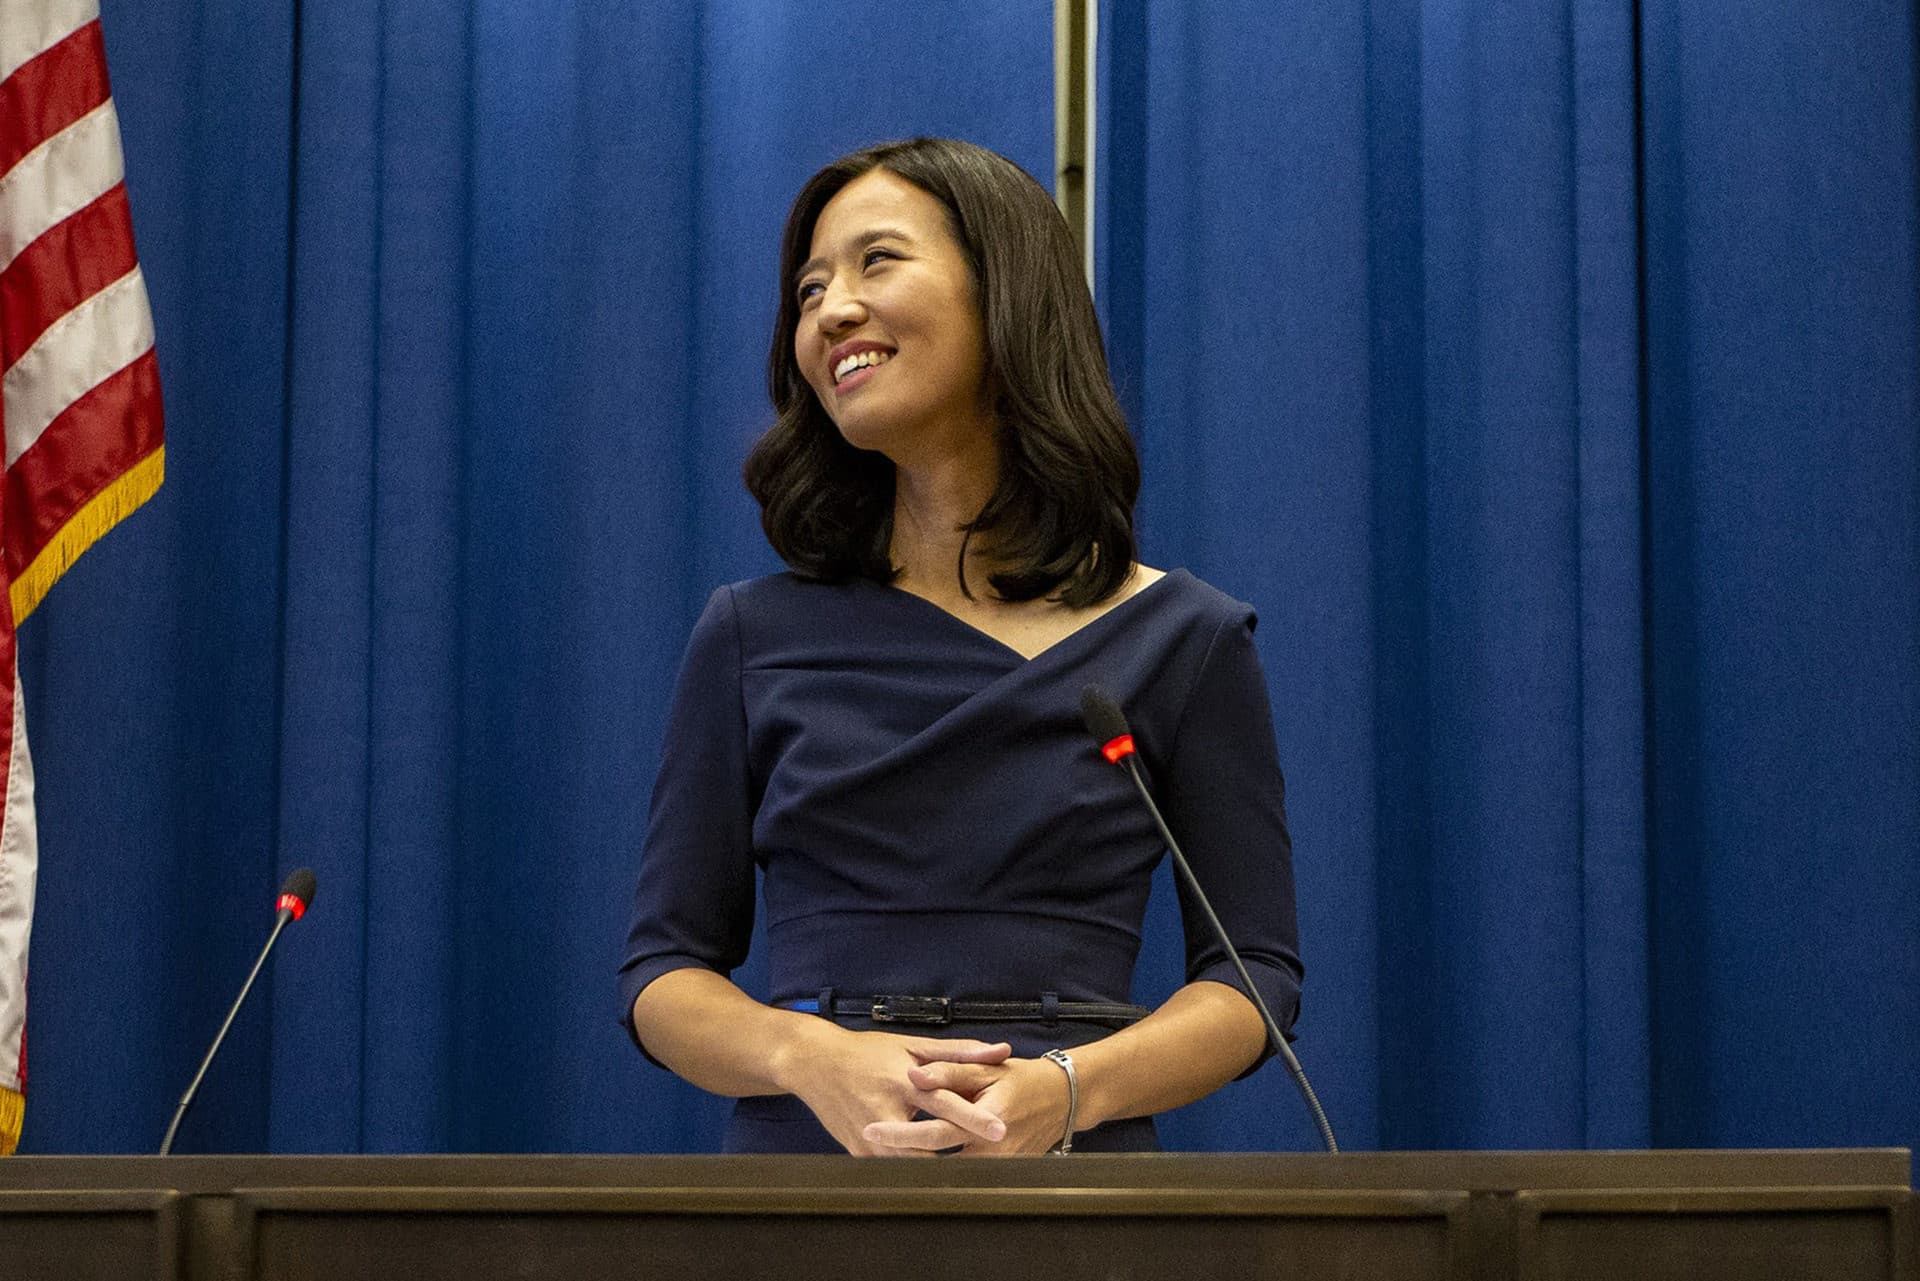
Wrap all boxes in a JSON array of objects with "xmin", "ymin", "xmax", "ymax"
[{"xmin": 793, "ymin": 169, "xmax": 992, "ymax": 459}]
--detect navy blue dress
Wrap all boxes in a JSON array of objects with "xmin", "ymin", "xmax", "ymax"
[{"xmin": 619, "ymin": 570, "xmax": 1301, "ymax": 1153}]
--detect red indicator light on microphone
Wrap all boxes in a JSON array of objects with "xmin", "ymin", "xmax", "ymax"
[
  {"xmin": 1100, "ymin": 733, "xmax": 1136, "ymax": 764},
  {"xmin": 276, "ymin": 893, "xmax": 308, "ymax": 921}
]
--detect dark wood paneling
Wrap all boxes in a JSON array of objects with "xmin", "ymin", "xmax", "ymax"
[
  {"xmin": 1514, "ymin": 1188, "xmax": 1909, "ymax": 1281},
  {"xmin": 233, "ymin": 1187, "xmax": 1467, "ymax": 1281},
  {"xmin": 0, "ymin": 1189, "xmax": 183, "ymax": 1281},
  {"xmin": 0, "ymin": 1151, "xmax": 1907, "ymax": 1281}
]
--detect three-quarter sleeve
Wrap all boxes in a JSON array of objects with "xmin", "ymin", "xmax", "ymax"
[
  {"xmin": 1159, "ymin": 610, "xmax": 1303, "ymax": 1062},
  {"xmin": 618, "ymin": 586, "xmax": 758, "ymax": 1060}
]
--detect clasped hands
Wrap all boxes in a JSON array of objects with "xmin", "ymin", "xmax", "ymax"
[{"xmin": 794, "ymin": 1028, "xmax": 1072, "ymax": 1156}]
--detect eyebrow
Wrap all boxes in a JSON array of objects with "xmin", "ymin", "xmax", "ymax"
[{"xmin": 795, "ymin": 227, "xmax": 918, "ymax": 285}]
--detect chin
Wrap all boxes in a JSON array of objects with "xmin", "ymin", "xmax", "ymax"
[
  {"xmin": 832, "ymin": 422, "xmax": 898, "ymax": 458},
  {"xmin": 824, "ymin": 403, "xmax": 898, "ymax": 453}
]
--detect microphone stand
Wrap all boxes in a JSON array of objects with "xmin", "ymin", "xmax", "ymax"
[
  {"xmin": 159, "ymin": 870, "xmax": 314, "ymax": 1155},
  {"xmin": 1116, "ymin": 752, "xmax": 1339, "ymax": 1153}
]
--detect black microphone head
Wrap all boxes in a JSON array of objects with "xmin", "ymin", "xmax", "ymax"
[
  {"xmin": 1080, "ymin": 684, "xmax": 1131, "ymax": 744},
  {"xmin": 279, "ymin": 868, "xmax": 317, "ymax": 910}
]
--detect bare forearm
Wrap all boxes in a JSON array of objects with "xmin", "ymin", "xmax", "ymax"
[
  {"xmin": 629, "ymin": 968, "xmax": 834, "ymax": 1098},
  {"xmin": 1070, "ymin": 980, "xmax": 1268, "ymax": 1130}
]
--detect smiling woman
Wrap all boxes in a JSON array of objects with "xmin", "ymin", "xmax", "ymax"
[
  {"xmin": 748, "ymin": 138, "xmax": 1139, "ymax": 607},
  {"xmin": 792, "ymin": 170, "xmax": 993, "ymax": 465},
  {"xmin": 619, "ymin": 138, "xmax": 1304, "ymax": 1156}
]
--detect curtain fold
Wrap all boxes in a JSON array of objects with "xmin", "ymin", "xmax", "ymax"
[
  {"xmin": 269, "ymin": 0, "xmax": 476, "ymax": 1154},
  {"xmin": 1566, "ymin": 0, "xmax": 1651, "ymax": 1150}
]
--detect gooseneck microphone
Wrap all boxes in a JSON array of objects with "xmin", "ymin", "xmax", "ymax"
[
  {"xmin": 158, "ymin": 868, "xmax": 317, "ymax": 1155},
  {"xmin": 1080, "ymin": 686, "xmax": 1339, "ymax": 1153}
]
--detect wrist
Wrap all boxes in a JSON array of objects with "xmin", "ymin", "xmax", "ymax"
[
  {"xmin": 1041, "ymin": 1049, "xmax": 1080, "ymax": 1152},
  {"xmin": 1060, "ymin": 1037, "xmax": 1118, "ymax": 1131},
  {"xmin": 766, "ymin": 1011, "xmax": 843, "ymax": 1096}
]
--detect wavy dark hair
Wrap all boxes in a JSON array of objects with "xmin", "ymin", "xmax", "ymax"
[{"xmin": 743, "ymin": 137, "xmax": 1139, "ymax": 606}]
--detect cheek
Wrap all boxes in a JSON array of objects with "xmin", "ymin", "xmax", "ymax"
[
  {"xmin": 794, "ymin": 341, "xmax": 826, "ymax": 395},
  {"xmin": 796, "ymin": 354, "xmax": 837, "ymax": 419},
  {"xmin": 949, "ymin": 312, "xmax": 990, "ymax": 382},
  {"xmin": 938, "ymin": 286, "xmax": 989, "ymax": 370}
]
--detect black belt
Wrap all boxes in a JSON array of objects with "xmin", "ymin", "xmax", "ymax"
[{"xmin": 781, "ymin": 991, "xmax": 1150, "ymax": 1029}]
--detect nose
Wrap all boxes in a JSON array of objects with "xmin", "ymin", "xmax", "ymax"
[{"xmin": 813, "ymin": 274, "xmax": 867, "ymax": 333}]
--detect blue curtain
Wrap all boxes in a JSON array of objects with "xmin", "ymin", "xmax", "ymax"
[
  {"xmin": 16, "ymin": 0, "xmax": 1918, "ymax": 1164},
  {"xmin": 1100, "ymin": 0, "xmax": 1919, "ymax": 1158},
  {"xmin": 18, "ymin": 0, "xmax": 1051, "ymax": 1154}
]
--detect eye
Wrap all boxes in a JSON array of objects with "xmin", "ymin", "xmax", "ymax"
[
  {"xmin": 796, "ymin": 279, "xmax": 824, "ymax": 305},
  {"xmin": 862, "ymin": 247, "xmax": 896, "ymax": 268}
]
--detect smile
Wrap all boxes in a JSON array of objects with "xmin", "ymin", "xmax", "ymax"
[{"xmin": 833, "ymin": 349, "xmax": 893, "ymax": 385}]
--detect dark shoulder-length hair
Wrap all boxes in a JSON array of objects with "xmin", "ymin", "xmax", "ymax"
[{"xmin": 742, "ymin": 137, "xmax": 1139, "ymax": 607}]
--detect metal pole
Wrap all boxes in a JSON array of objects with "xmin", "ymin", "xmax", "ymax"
[{"xmin": 1054, "ymin": 0, "xmax": 1097, "ymax": 293}]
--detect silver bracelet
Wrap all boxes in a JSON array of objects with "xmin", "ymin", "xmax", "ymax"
[{"xmin": 1042, "ymin": 1048, "xmax": 1078, "ymax": 1154}]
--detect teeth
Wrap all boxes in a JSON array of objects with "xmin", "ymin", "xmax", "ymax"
[{"xmin": 833, "ymin": 349, "xmax": 892, "ymax": 383}]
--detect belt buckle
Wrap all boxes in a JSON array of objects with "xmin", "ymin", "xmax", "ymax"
[{"xmin": 870, "ymin": 995, "xmax": 951, "ymax": 1025}]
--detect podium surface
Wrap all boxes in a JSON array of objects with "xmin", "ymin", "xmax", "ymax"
[{"xmin": 2, "ymin": 1149, "xmax": 1911, "ymax": 1280}]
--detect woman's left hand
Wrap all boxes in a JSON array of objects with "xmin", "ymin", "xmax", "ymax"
[{"xmin": 861, "ymin": 1055, "xmax": 1073, "ymax": 1155}]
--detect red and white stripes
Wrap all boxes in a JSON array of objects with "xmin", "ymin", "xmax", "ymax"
[
  {"xmin": 1, "ymin": 0, "xmax": 163, "ymax": 616},
  {"xmin": 0, "ymin": 0, "xmax": 165, "ymax": 1147}
]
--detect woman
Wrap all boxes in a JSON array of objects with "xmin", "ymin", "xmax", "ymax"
[{"xmin": 620, "ymin": 138, "xmax": 1301, "ymax": 1154}]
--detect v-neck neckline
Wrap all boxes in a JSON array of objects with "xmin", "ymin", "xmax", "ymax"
[{"xmin": 881, "ymin": 569, "xmax": 1185, "ymax": 665}]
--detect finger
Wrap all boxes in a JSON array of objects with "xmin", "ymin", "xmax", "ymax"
[
  {"xmin": 862, "ymin": 1118, "xmax": 974, "ymax": 1151},
  {"xmin": 912, "ymin": 1086, "xmax": 1008, "ymax": 1143},
  {"xmin": 908, "ymin": 1061, "xmax": 999, "ymax": 1095},
  {"xmin": 907, "ymin": 1039, "xmax": 1012, "ymax": 1065}
]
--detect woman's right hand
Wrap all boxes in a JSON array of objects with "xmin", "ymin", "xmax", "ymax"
[{"xmin": 779, "ymin": 1024, "xmax": 1014, "ymax": 1156}]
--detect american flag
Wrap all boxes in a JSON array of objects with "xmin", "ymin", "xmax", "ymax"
[{"xmin": 0, "ymin": 0, "xmax": 165, "ymax": 1154}]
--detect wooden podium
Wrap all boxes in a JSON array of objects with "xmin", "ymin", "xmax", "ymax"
[{"xmin": 1, "ymin": 1150, "xmax": 1911, "ymax": 1280}]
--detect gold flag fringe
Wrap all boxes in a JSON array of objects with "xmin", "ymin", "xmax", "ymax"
[
  {"xmin": 10, "ymin": 445, "xmax": 165, "ymax": 625},
  {"xmin": 0, "ymin": 1084, "xmax": 21, "ymax": 1155},
  {"xmin": 0, "ymin": 446, "xmax": 167, "ymax": 1154}
]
